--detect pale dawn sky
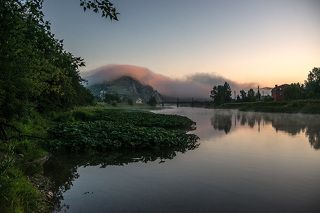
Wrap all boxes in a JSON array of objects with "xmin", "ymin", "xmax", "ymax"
[{"xmin": 43, "ymin": 0, "xmax": 320, "ymax": 86}]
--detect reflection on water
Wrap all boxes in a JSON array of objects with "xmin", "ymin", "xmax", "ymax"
[
  {"xmin": 45, "ymin": 146, "xmax": 199, "ymax": 212},
  {"xmin": 211, "ymin": 110, "xmax": 320, "ymax": 149},
  {"xmin": 47, "ymin": 108, "xmax": 320, "ymax": 213}
]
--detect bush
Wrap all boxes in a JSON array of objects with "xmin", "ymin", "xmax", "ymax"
[
  {"xmin": 127, "ymin": 99, "xmax": 133, "ymax": 105},
  {"xmin": 0, "ymin": 168, "xmax": 45, "ymax": 213}
]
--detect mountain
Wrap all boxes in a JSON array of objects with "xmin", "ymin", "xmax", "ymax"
[
  {"xmin": 88, "ymin": 76, "xmax": 162, "ymax": 103},
  {"xmin": 83, "ymin": 64, "xmax": 258, "ymax": 100}
]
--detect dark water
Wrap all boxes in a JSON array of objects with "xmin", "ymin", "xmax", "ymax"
[{"xmin": 46, "ymin": 108, "xmax": 320, "ymax": 213}]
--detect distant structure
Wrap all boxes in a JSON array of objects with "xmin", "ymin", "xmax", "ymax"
[
  {"xmin": 260, "ymin": 87, "xmax": 272, "ymax": 97},
  {"xmin": 271, "ymin": 84, "xmax": 289, "ymax": 101},
  {"xmin": 135, "ymin": 98, "xmax": 143, "ymax": 104},
  {"xmin": 99, "ymin": 90, "xmax": 107, "ymax": 99}
]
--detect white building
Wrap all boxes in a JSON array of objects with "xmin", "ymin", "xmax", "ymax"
[{"xmin": 136, "ymin": 98, "xmax": 143, "ymax": 104}]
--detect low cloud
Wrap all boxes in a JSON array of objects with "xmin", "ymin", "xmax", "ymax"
[
  {"xmin": 83, "ymin": 64, "xmax": 257, "ymax": 99},
  {"xmin": 187, "ymin": 73, "xmax": 257, "ymax": 92}
]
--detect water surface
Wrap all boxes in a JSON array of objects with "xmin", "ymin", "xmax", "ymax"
[{"xmin": 46, "ymin": 108, "xmax": 320, "ymax": 212}]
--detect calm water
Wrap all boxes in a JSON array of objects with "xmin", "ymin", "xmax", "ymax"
[{"xmin": 45, "ymin": 108, "xmax": 320, "ymax": 213}]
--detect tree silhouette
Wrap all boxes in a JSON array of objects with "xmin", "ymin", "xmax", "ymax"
[
  {"xmin": 247, "ymin": 89, "xmax": 256, "ymax": 102},
  {"xmin": 240, "ymin": 90, "xmax": 247, "ymax": 102},
  {"xmin": 210, "ymin": 82, "xmax": 232, "ymax": 105},
  {"xmin": 305, "ymin": 67, "xmax": 320, "ymax": 98},
  {"xmin": 80, "ymin": 0, "xmax": 119, "ymax": 20}
]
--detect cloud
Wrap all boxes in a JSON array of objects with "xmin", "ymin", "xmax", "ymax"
[
  {"xmin": 83, "ymin": 64, "xmax": 257, "ymax": 99},
  {"xmin": 187, "ymin": 73, "xmax": 257, "ymax": 92}
]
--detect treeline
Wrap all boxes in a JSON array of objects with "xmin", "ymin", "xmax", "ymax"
[
  {"xmin": 0, "ymin": 1, "xmax": 96, "ymax": 140},
  {"xmin": 210, "ymin": 67, "xmax": 320, "ymax": 105}
]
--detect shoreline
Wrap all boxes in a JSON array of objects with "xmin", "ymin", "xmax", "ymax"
[
  {"xmin": 0, "ymin": 105, "xmax": 198, "ymax": 212},
  {"xmin": 215, "ymin": 99, "xmax": 320, "ymax": 114}
]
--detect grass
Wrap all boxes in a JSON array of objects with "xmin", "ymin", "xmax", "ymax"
[
  {"xmin": 0, "ymin": 143, "xmax": 47, "ymax": 213},
  {"xmin": 219, "ymin": 99, "xmax": 320, "ymax": 114}
]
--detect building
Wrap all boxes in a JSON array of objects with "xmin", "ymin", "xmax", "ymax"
[
  {"xmin": 135, "ymin": 98, "xmax": 143, "ymax": 104},
  {"xmin": 271, "ymin": 84, "xmax": 289, "ymax": 101}
]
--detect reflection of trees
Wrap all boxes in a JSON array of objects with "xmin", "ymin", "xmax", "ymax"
[
  {"xmin": 305, "ymin": 127, "xmax": 320, "ymax": 149},
  {"xmin": 210, "ymin": 110, "xmax": 320, "ymax": 150},
  {"xmin": 44, "ymin": 144, "xmax": 199, "ymax": 212},
  {"xmin": 211, "ymin": 111, "xmax": 232, "ymax": 134}
]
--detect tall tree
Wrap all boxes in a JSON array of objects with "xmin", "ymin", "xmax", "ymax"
[
  {"xmin": 223, "ymin": 82, "xmax": 232, "ymax": 103},
  {"xmin": 240, "ymin": 90, "xmax": 247, "ymax": 101},
  {"xmin": 256, "ymin": 86, "xmax": 261, "ymax": 101},
  {"xmin": 247, "ymin": 89, "xmax": 256, "ymax": 102},
  {"xmin": 210, "ymin": 82, "xmax": 232, "ymax": 105},
  {"xmin": 0, "ymin": 0, "xmax": 105, "ymax": 139},
  {"xmin": 305, "ymin": 67, "xmax": 320, "ymax": 98}
]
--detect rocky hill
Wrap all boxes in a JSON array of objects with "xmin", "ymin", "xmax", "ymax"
[{"xmin": 88, "ymin": 76, "xmax": 162, "ymax": 103}]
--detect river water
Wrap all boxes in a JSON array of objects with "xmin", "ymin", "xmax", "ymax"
[{"xmin": 46, "ymin": 107, "xmax": 320, "ymax": 213}]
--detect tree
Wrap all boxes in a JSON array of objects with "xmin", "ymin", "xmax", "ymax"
[
  {"xmin": 247, "ymin": 89, "xmax": 256, "ymax": 102},
  {"xmin": 223, "ymin": 82, "xmax": 232, "ymax": 103},
  {"xmin": 283, "ymin": 83, "xmax": 305, "ymax": 100},
  {"xmin": 147, "ymin": 96, "xmax": 157, "ymax": 107},
  {"xmin": 256, "ymin": 86, "xmax": 261, "ymax": 101},
  {"xmin": 0, "ymin": 0, "xmax": 103, "ymax": 139},
  {"xmin": 80, "ymin": 0, "xmax": 119, "ymax": 20},
  {"xmin": 210, "ymin": 82, "xmax": 232, "ymax": 105},
  {"xmin": 305, "ymin": 67, "xmax": 320, "ymax": 98},
  {"xmin": 104, "ymin": 93, "xmax": 120, "ymax": 103},
  {"xmin": 127, "ymin": 98, "xmax": 133, "ymax": 105},
  {"xmin": 240, "ymin": 90, "xmax": 247, "ymax": 101}
]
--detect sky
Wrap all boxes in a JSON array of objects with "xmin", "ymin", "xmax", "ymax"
[{"xmin": 43, "ymin": 0, "xmax": 320, "ymax": 87}]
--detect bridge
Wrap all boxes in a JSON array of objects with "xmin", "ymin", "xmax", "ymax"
[{"xmin": 160, "ymin": 98, "xmax": 211, "ymax": 108}]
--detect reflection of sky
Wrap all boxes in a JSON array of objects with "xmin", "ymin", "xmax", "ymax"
[
  {"xmin": 50, "ymin": 108, "xmax": 320, "ymax": 212},
  {"xmin": 155, "ymin": 107, "xmax": 320, "ymax": 150}
]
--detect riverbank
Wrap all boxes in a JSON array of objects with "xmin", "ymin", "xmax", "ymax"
[
  {"xmin": 217, "ymin": 99, "xmax": 320, "ymax": 114},
  {"xmin": 0, "ymin": 104, "xmax": 198, "ymax": 212}
]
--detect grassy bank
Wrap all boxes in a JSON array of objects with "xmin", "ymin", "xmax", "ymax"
[
  {"xmin": 0, "ymin": 104, "xmax": 198, "ymax": 212},
  {"xmin": 218, "ymin": 99, "xmax": 320, "ymax": 114}
]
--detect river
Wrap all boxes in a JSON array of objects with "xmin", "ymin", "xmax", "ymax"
[{"xmin": 46, "ymin": 107, "xmax": 320, "ymax": 213}]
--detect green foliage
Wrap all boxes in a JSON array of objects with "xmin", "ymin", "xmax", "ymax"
[
  {"xmin": 210, "ymin": 82, "xmax": 232, "ymax": 105},
  {"xmin": 0, "ymin": 143, "xmax": 46, "ymax": 212},
  {"xmin": 283, "ymin": 83, "xmax": 305, "ymax": 100},
  {"xmin": 240, "ymin": 90, "xmax": 247, "ymax": 101},
  {"xmin": 147, "ymin": 96, "xmax": 157, "ymax": 106},
  {"xmin": 80, "ymin": 0, "xmax": 119, "ymax": 20},
  {"xmin": 305, "ymin": 67, "xmax": 320, "ymax": 98},
  {"xmin": 238, "ymin": 88, "xmax": 259, "ymax": 102},
  {"xmin": 104, "ymin": 93, "xmax": 121, "ymax": 103},
  {"xmin": 13, "ymin": 140, "xmax": 47, "ymax": 163},
  {"xmin": 0, "ymin": 168, "xmax": 45, "ymax": 213},
  {"xmin": 0, "ymin": 0, "xmax": 94, "ymax": 139},
  {"xmin": 48, "ymin": 121, "xmax": 198, "ymax": 152},
  {"xmin": 219, "ymin": 99, "xmax": 320, "ymax": 114},
  {"xmin": 68, "ymin": 108, "xmax": 196, "ymax": 130},
  {"xmin": 47, "ymin": 109, "xmax": 198, "ymax": 152},
  {"xmin": 127, "ymin": 98, "xmax": 133, "ymax": 105},
  {"xmin": 247, "ymin": 88, "xmax": 256, "ymax": 102}
]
